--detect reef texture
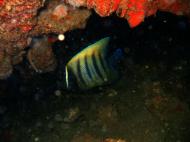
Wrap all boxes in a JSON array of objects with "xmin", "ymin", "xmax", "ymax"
[
  {"xmin": 0, "ymin": 0, "xmax": 91, "ymax": 79},
  {"xmin": 27, "ymin": 37, "xmax": 57, "ymax": 73},
  {"xmin": 0, "ymin": 0, "xmax": 190, "ymax": 79},
  {"xmin": 66, "ymin": 0, "xmax": 190, "ymax": 27}
]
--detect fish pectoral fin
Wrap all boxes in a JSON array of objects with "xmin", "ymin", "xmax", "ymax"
[{"xmin": 65, "ymin": 66, "xmax": 69, "ymax": 88}]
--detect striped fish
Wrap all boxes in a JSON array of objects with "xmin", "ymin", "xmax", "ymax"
[{"xmin": 65, "ymin": 37, "xmax": 120, "ymax": 90}]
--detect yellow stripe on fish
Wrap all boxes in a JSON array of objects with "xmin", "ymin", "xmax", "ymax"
[{"xmin": 65, "ymin": 37, "xmax": 119, "ymax": 90}]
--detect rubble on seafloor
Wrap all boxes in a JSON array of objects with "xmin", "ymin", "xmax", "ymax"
[
  {"xmin": 0, "ymin": 0, "xmax": 190, "ymax": 79},
  {"xmin": 71, "ymin": 133, "xmax": 128, "ymax": 142}
]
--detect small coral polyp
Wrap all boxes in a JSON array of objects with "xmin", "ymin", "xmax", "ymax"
[
  {"xmin": 52, "ymin": 4, "xmax": 68, "ymax": 20},
  {"xmin": 66, "ymin": 0, "xmax": 86, "ymax": 7}
]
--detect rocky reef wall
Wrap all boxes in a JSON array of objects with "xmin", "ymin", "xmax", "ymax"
[{"xmin": 0, "ymin": 0, "xmax": 189, "ymax": 79}]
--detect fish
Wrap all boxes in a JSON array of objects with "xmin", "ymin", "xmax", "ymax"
[{"xmin": 65, "ymin": 37, "xmax": 123, "ymax": 90}]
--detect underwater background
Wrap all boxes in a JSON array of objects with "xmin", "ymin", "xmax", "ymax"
[{"xmin": 0, "ymin": 11, "xmax": 190, "ymax": 142}]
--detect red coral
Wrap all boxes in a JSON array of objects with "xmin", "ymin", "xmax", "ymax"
[
  {"xmin": 85, "ymin": 0, "xmax": 148, "ymax": 27},
  {"xmin": 0, "ymin": 0, "xmax": 41, "ymax": 33},
  {"xmin": 0, "ymin": 0, "xmax": 3, "ymax": 6},
  {"xmin": 20, "ymin": 24, "xmax": 33, "ymax": 32},
  {"xmin": 86, "ymin": 0, "xmax": 123, "ymax": 16},
  {"xmin": 123, "ymin": 0, "xmax": 147, "ymax": 27},
  {"xmin": 72, "ymin": 0, "xmax": 190, "ymax": 27},
  {"xmin": 158, "ymin": 0, "xmax": 190, "ymax": 15}
]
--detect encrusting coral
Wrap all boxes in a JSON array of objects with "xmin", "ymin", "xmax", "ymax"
[
  {"xmin": 0, "ymin": 0, "xmax": 189, "ymax": 78},
  {"xmin": 27, "ymin": 36, "xmax": 57, "ymax": 73},
  {"xmin": 66, "ymin": 0, "xmax": 190, "ymax": 27},
  {"xmin": 0, "ymin": 0, "xmax": 90, "ymax": 78}
]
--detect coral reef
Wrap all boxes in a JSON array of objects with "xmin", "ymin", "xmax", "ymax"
[
  {"xmin": 51, "ymin": 4, "xmax": 68, "ymax": 20},
  {"xmin": 31, "ymin": 0, "xmax": 90, "ymax": 35},
  {"xmin": 0, "ymin": 0, "xmax": 189, "ymax": 78},
  {"xmin": 0, "ymin": 0, "xmax": 43, "ymax": 78},
  {"xmin": 0, "ymin": 0, "xmax": 91, "ymax": 78},
  {"xmin": 27, "ymin": 37, "xmax": 57, "ymax": 73},
  {"xmin": 67, "ymin": 0, "xmax": 190, "ymax": 27}
]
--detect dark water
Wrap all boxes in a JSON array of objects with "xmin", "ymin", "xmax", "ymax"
[{"xmin": 0, "ymin": 11, "xmax": 190, "ymax": 142}]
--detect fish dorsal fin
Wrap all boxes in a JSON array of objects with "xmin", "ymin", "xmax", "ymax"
[
  {"xmin": 71, "ymin": 37, "xmax": 109, "ymax": 63},
  {"xmin": 67, "ymin": 37, "xmax": 110, "ymax": 67}
]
